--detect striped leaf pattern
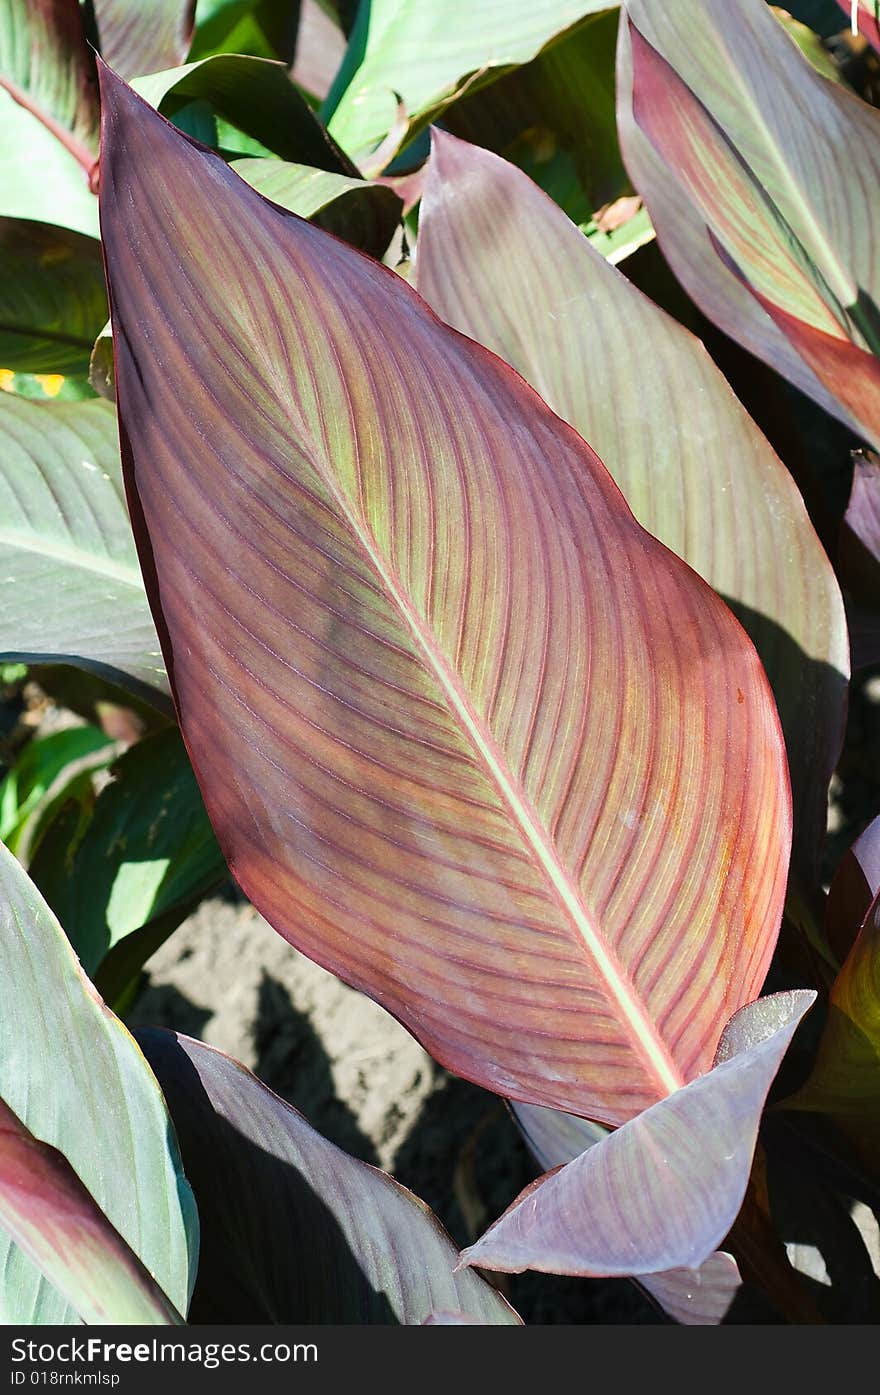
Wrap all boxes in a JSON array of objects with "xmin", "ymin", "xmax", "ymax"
[
  {"xmin": 617, "ymin": 0, "xmax": 880, "ymax": 445},
  {"xmin": 415, "ymin": 131, "xmax": 846, "ymax": 893},
  {"xmin": 99, "ymin": 70, "xmax": 791, "ymax": 1126},
  {"xmin": 0, "ymin": 394, "xmax": 167, "ymax": 704}
]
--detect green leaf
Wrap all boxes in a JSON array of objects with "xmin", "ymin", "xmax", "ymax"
[
  {"xmin": 0, "ymin": 842, "xmax": 197, "ymax": 1323},
  {"xmin": 323, "ymin": 0, "xmax": 618, "ymax": 162},
  {"xmin": 133, "ymin": 54, "xmax": 357, "ymax": 170},
  {"xmin": 99, "ymin": 70, "xmax": 792, "ymax": 1133},
  {"xmin": 189, "ymin": 0, "xmax": 301, "ymax": 63},
  {"xmin": 0, "ymin": 219, "xmax": 108, "ymax": 375},
  {"xmin": 0, "ymin": 394, "xmax": 168, "ymax": 706},
  {"xmin": 231, "ymin": 157, "xmax": 401, "ymax": 257},
  {"xmin": 30, "ymin": 726, "xmax": 227, "ymax": 979},
  {"xmin": 0, "ymin": 723, "xmax": 117, "ymax": 858},
  {"xmin": 442, "ymin": 10, "xmax": 633, "ymax": 239},
  {"xmin": 0, "ymin": 1097, "xmax": 183, "ymax": 1325},
  {"xmin": 0, "ymin": 1, "xmax": 99, "ymax": 235},
  {"xmin": 92, "ymin": 0, "xmax": 197, "ymax": 79}
]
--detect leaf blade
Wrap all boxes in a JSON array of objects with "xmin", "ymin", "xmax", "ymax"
[{"xmin": 98, "ymin": 69, "xmax": 792, "ymax": 1126}]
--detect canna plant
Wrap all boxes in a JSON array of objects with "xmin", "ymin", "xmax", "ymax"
[{"xmin": 0, "ymin": 0, "xmax": 878, "ymax": 1325}]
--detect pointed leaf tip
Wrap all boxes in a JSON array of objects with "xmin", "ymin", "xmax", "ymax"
[{"xmin": 458, "ymin": 992, "xmax": 815, "ymax": 1278}]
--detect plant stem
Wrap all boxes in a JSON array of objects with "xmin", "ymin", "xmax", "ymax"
[{"xmin": 0, "ymin": 76, "xmax": 98, "ymax": 189}]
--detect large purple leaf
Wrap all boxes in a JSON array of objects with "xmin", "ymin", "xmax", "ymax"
[
  {"xmin": 415, "ymin": 130, "xmax": 846, "ymax": 898},
  {"xmin": 458, "ymin": 992, "xmax": 814, "ymax": 1276},
  {"xmin": 616, "ymin": 0, "xmax": 880, "ymax": 447},
  {"xmin": 0, "ymin": 1097, "xmax": 183, "ymax": 1325},
  {"xmin": 137, "ymin": 1029, "xmax": 519, "ymax": 1324},
  {"xmin": 98, "ymin": 69, "xmax": 791, "ymax": 1128}
]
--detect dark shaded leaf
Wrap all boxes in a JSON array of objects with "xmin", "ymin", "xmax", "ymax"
[
  {"xmin": 826, "ymin": 812, "xmax": 880, "ymax": 962},
  {"xmin": 29, "ymin": 725, "xmax": 226, "ymax": 978},
  {"xmin": 0, "ymin": 219, "xmax": 108, "ymax": 375},
  {"xmin": 138, "ymin": 1028, "xmax": 520, "ymax": 1324},
  {"xmin": 786, "ymin": 895, "xmax": 880, "ymax": 1165},
  {"xmin": 133, "ymin": 53, "xmax": 357, "ymax": 171}
]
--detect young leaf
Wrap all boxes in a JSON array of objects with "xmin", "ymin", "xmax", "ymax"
[
  {"xmin": 509, "ymin": 1100, "xmax": 742, "ymax": 1324},
  {"xmin": 0, "ymin": 219, "xmax": 108, "ymax": 375},
  {"xmin": 138, "ymin": 1029, "xmax": 520, "ymax": 1324},
  {"xmin": 92, "ymin": 0, "xmax": 197, "ymax": 80},
  {"xmin": 616, "ymin": 0, "xmax": 880, "ymax": 445},
  {"xmin": 0, "ymin": 842, "xmax": 197, "ymax": 1323},
  {"xmin": 323, "ymin": 0, "xmax": 615, "ymax": 162},
  {"xmin": 0, "ymin": 1098, "xmax": 183, "ymax": 1325},
  {"xmin": 0, "ymin": 394, "xmax": 168, "ymax": 706},
  {"xmin": 416, "ymin": 131, "xmax": 846, "ymax": 896},
  {"xmin": 458, "ymin": 992, "xmax": 814, "ymax": 1276},
  {"xmin": 98, "ymin": 70, "xmax": 792, "ymax": 1127}
]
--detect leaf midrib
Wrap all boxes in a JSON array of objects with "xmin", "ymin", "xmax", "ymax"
[{"xmin": 314, "ymin": 449, "xmax": 684, "ymax": 1102}]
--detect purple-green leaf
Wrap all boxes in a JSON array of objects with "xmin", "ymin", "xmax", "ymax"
[
  {"xmin": 415, "ymin": 130, "xmax": 846, "ymax": 897},
  {"xmin": 137, "ymin": 1029, "xmax": 520, "ymax": 1324},
  {"xmin": 616, "ymin": 0, "xmax": 880, "ymax": 447},
  {"xmin": 98, "ymin": 69, "xmax": 791, "ymax": 1128},
  {"xmin": 458, "ymin": 992, "xmax": 814, "ymax": 1276},
  {"xmin": 0, "ymin": 1097, "xmax": 183, "ymax": 1325}
]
